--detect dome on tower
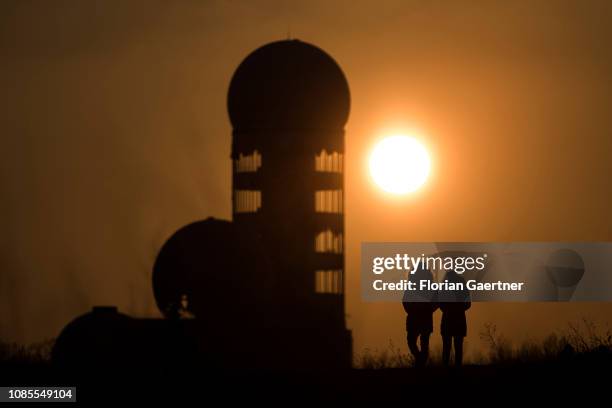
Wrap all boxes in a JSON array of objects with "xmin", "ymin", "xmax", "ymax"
[{"xmin": 227, "ymin": 40, "xmax": 350, "ymax": 131}]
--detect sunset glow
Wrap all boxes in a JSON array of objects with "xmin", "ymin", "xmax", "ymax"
[{"xmin": 369, "ymin": 135, "xmax": 431, "ymax": 195}]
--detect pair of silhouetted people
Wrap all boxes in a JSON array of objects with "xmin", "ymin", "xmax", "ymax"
[{"xmin": 402, "ymin": 268, "xmax": 471, "ymax": 367}]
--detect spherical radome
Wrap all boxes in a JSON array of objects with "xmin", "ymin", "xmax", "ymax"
[
  {"xmin": 227, "ymin": 40, "xmax": 350, "ymax": 131},
  {"xmin": 152, "ymin": 218, "xmax": 273, "ymax": 319}
]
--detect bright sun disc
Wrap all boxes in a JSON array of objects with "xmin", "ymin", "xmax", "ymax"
[{"xmin": 369, "ymin": 135, "xmax": 431, "ymax": 194}]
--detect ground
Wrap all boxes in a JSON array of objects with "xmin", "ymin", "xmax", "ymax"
[{"xmin": 2, "ymin": 355, "xmax": 610, "ymax": 403}]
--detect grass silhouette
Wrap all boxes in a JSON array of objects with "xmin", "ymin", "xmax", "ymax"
[
  {"xmin": 356, "ymin": 318, "xmax": 612, "ymax": 368},
  {"xmin": 0, "ymin": 319, "xmax": 610, "ymax": 402},
  {"xmin": 0, "ymin": 338, "xmax": 54, "ymax": 365}
]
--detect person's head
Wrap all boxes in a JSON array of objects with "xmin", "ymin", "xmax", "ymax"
[
  {"xmin": 410, "ymin": 265, "xmax": 433, "ymax": 282},
  {"xmin": 444, "ymin": 269, "xmax": 465, "ymax": 283},
  {"xmin": 443, "ymin": 269, "xmax": 470, "ymax": 302},
  {"xmin": 406, "ymin": 266, "xmax": 436, "ymax": 303}
]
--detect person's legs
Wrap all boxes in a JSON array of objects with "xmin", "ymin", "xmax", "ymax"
[
  {"xmin": 420, "ymin": 333, "xmax": 431, "ymax": 365},
  {"xmin": 453, "ymin": 336, "xmax": 464, "ymax": 367},
  {"xmin": 407, "ymin": 331, "xmax": 420, "ymax": 362},
  {"xmin": 442, "ymin": 335, "xmax": 452, "ymax": 366}
]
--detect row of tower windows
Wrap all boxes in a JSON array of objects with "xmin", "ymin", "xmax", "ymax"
[
  {"xmin": 234, "ymin": 190, "xmax": 262, "ymax": 213},
  {"xmin": 315, "ymin": 270, "xmax": 343, "ymax": 294},
  {"xmin": 315, "ymin": 190, "xmax": 343, "ymax": 213},
  {"xmin": 315, "ymin": 230, "xmax": 343, "ymax": 253},
  {"xmin": 233, "ymin": 189, "xmax": 343, "ymax": 214},
  {"xmin": 235, "ymin": 150, "xmax": 262, "ymax": 173},
  {"xmin": 234, "ymin": 150, "xmax": 343, "ymax": 173},
  {"xmin": 315, "ymin": 150, "xmax": 343, "ymax": 173}
]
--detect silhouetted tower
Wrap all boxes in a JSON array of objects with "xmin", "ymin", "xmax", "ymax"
[{"xmin": 228, "ymin": 40, "xmax": 350, "ymax": 329}]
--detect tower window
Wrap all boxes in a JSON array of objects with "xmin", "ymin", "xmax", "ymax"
[
  {"xmin": 234, "ymin": 190, "xmax": 262, "ymax": 213},
  {"xmin": 315, "ymin": 190, "xmax": 343, "ymax": 213},
  {"xmin": 315, "ymin": 270, "xmax": 343, "ymax": 294},
  {"xmin": 315, "ymin": 150, "xmax": 343, "ymax": 173},
  {"xmin": 235, "ymin": 150, "xmax": 262, "ymax": 173},
  {"xmin": 315, "ymin": 230, "xmax": 343, "ymax": 253}
]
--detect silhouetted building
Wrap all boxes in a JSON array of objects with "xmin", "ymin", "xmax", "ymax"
[
  {"xmin": 152, "ymin": 218, "xmax": 273, "ymax": 321},
  {"xmin": 228, "ymin": 39, "xmax": 349, "ymax": 331},
  {"xmin": 53, "ymin": 39, "xmax": 352, "ymax": 371},
  {"xmin": 53, "ymin": 306, "xmax": 201, "ymax": 371}
]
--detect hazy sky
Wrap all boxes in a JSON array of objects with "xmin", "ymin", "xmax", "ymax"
[{"xmin": 1, "ymin": 0, "xmax": 612, "ymax": 358}]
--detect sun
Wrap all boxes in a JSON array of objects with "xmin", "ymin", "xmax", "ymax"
[{"xmin": 369, "ymin": 135, "xmax": 431, "ymax": 195}]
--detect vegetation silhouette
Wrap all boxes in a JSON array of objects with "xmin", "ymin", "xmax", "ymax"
[{"xmin": 4, "ymin": 319, "xmax": 612, "ymax": 402}]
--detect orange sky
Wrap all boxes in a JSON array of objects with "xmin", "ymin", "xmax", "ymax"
[{"xmin": 1, "ymin": 1, "xmax": 611, "ymax": 358}]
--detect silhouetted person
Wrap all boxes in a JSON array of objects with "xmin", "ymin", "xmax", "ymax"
[
  {"xmin": 439, "ymin": 270, "xmax": 471, "ymax": 367},
  {"xmin": 402, "ymin": 267, "xmax": 438, "ymax": 367}
]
